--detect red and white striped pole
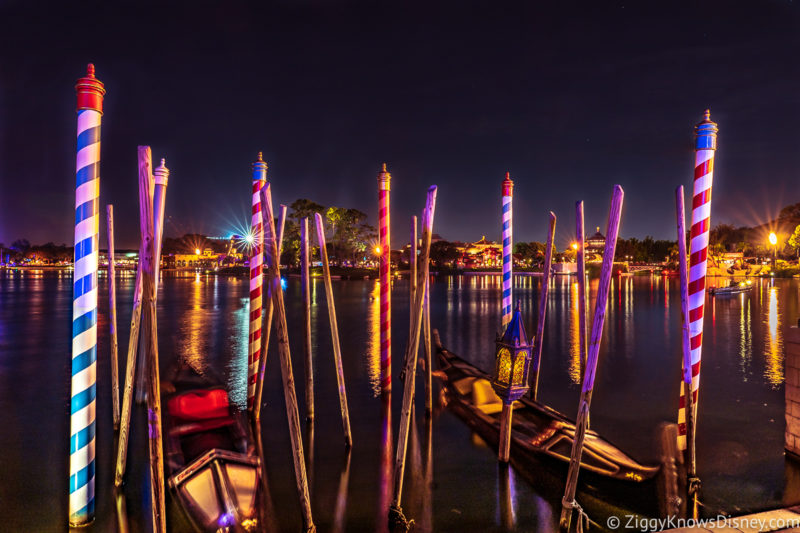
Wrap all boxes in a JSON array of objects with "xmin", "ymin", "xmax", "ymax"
[
  {"xmin": 678, "ymin": 110, "xmax": 719, "ymax": 450},
  {"xmin": 378, "ymin": 163, "xmax": 392, "ymax": 396},
  {"xmin": 247, "ymin": 152, "xmax": 267, "ymax": 412}
]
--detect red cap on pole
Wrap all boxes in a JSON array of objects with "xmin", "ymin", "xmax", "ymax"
[
  {"xmin": 75, "ymin": 64, "xmax": 106, "ymax": 114},
  {"xmin": 502, "ymin": 171, "xmax": 514, "ymax": 196}
]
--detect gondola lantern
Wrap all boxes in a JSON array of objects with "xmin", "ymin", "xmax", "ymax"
[
  {"xmin": 492, "ymin": 303, "xmax": 533, "ymax": 402},
  {"xmin": 492, "ymin": 303, "xmax": 533, "ymax": 462}
]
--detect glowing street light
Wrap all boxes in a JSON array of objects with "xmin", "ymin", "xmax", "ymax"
[
  {"xmin": 195, "ymin": 248, "xmax": 201, "ymax": 255},
  {"xmin": 374, "ymin": 245, "xmax": 382, "ymax": 256},
  {"xmin": 571, "ymin": 242, "xmax": 578, "ymax": 251},
  {"xmin": 769, "ymin": 232, "xmax": 778, "ymax": 268},
  {"xmin": 244, "ymin": 233, "xmax": 254, "ymax": 245}
]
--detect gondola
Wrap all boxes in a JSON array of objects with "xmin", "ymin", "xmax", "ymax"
[
  {"xmin": 433, "ymin": 331, "xmax": 679, "ymax": 519},
  {"xmin": 709, "ymin": 279, "xmax": 752, "ymax": 296},
  {"xmin": 162, "ymin": 365, "xmax": 262, "ymax": 532}
]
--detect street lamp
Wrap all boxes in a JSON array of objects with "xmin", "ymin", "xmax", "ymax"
[{"xmin": 769, "ymin": 232, "xmax": 777, "ymax": 268}]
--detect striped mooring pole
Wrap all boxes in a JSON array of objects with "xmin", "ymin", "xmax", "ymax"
[
  {"xmin": 378, "ymin": 163, "xmax": 391, "ymax": 395},
  {"xmin": 501, "ymin": 172, "xmax": 513, "ymax": 327},
  {"xmin": 247, "ymin": 152, "xmax": 267, "ymax": 412},
  {"xmin": 70, "ymin": 63, "xmax": 105, "ymax": 526},
  {"xmin": 678, "ymin": 110, "xmax": 718, "ymax": 450}
]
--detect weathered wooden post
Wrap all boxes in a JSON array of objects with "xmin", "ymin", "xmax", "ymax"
[
  {"xmin": 138, "ymin": 147, "xmax": 167, "ymax": 533},
  {"xmin": 260, "ymin": 183, "xmax": 315, "ymax": 532},
  {"xmin": 314, "ymin": 212, "xmax": 353, "ymax": 447},
  {"xmin": 530, "ymin": 212, "xmax": 556, "ymax": 401},
  {"xmin": 135, "ymin": 158, "xmax": 169, "ymax": 403},
  {"xmin": 115, "ymin": 153, "xmax": 148, "ymax": 485},
  {"xmin": 678, "ymin": 110, "xmax": 718, "ymax": 454},
  {"xmin": 560, "ymin": 186, "xmax": 624, "ymax": 532},
  {"xmin": 575, "ymin": 202, "xmax": 587, "ymax": 371},
  {"xmin": 301, "ymin": 217, "xmax": 314, "ymax": 422},
  {"xmin": 248, "ymin": 152, "xmax": 267, "ymax": 415},
  {"xmin": 69, "ymin": 64, "xmax": 104, "ymax": 526},
  {"xmin": 501, "ymin": 172, "xmax": 513, "ymax": 327},
  {"xmin": 422, "ymin": 273, "xmax": 432, "ymax": 416},
  {"xmin": 378, "ymin": 163, "xmax": 392, "ymax": 396},
  {"xmin": 389, "ymin": 186, "xmax": 437, "ymax": 532},
  {"xmin": 107, "ymin": 204, "xmax": 120, "ymax": 429},
  {"xmin": 253, "ymin": 204, "xmax": 286, "ymax": 421},
  {"xmin": 676, "ymin": 185, "xmax": 699, "ymax": 515},
  {"xmin": 410, "ymin": 217, "xmax": 417, "ymax": 346}
]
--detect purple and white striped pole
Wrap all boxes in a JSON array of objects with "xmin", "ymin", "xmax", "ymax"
[
  {"xmin": 502, "ymin": 173, "xmax": 513, "ymax": 327},
  {"xmin": 70, "ymin": 63, "xmax": 105, "ymax": 526}
]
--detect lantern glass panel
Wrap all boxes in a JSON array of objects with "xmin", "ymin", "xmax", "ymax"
[
  {"xmin": 497, "ymin": 347, "xmax": 512, "ymax": 384},
  {"xmin": 512, "ymin": 350, "xmax": 527, "ymax": 385}
]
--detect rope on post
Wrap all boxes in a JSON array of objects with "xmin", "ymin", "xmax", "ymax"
[{"xmin": 69, "ymin": 63, "xmax": 104, "ymax": 526}]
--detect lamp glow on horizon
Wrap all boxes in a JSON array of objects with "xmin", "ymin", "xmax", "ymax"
[
  {"xmin": 769, "ymin": 232, "xmax": 778, "ymax": 246},
  {"xmin": 374, "ymin": 245, "xmax": 382, "ymax": 255},
  {"xmin": 244, "ymin": 233, "xmax": 254, "ymax": 245},
  {"xmin": 571, "ymin": 242, "xmax": 578, "ymax": 251},
  {"xmin": 195, "ymin": 248, "xmax": 201, "ymax": 255}
]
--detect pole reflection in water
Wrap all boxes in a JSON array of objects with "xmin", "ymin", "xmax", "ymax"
[
  {"xmin": 253, "ymin": 421, "xmax": 280, "ymax": 532},
  {"xmin": 367, "ymin": 280, "xmax": 382, "ymax": 397},
  {"xmin": 419, "ymin": 412, "xmax": 433, "ymax": 533},
  {"xmin": 228, "ymin": 276, "xmax": 250, "ymax": 410},
  {"xmin": 568, "ymin": 281, "xmax": 581, "ymax": 384},
  {"xmin": 332, "ymin": 449, "xmax": 352, "ymax": 533},
  {"xmin": 497, "ymin": 463, "xmax": 516, "ymax": 531},
  {"xmin": 739, "ymin": 292, "xmax": 752, "ymax": 380},
  {"xmin": 378, "ymin": 394, "xmax": 393, "ymax": 533},
  {"xmin": 764, "ymin": 285, "xmax": 784, "ymax": 387},
  {"xmin": 113, "ymin": 487, "xmax": 130, "ymax": 533},
  {"xmin": 306, "ymin": 420, "xmax": 315, "ymax": 497}
]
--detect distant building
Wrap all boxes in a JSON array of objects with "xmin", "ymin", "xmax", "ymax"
[
  {"xmin": 586, "ymin": 227, "xmax": 606, "ymax": 260},
  {"xmin": 457, "ymin": 236, "xmax": 502, "ymax": 268}
]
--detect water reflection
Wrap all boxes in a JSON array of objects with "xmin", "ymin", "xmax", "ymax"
[
  {"xmin": 367, "ymin": 280, "xmax": 381, "ymax": 397},
  {"xmin": 332, "ymin": 449, "xmax": 352, "ymax": 533},
  {"xmin": 739, "ymin": 293, "xmax": 752, "ymax": 381},
  {"xmin": 567, "ymin": 281, "xmax": 581, "ymax": 384},
  {"xmin": 497, "ymin": 463, "xmax": 516, "ymax": 530},
  {"xmin": 764, "ymin": 285, "xmax": 783, "ymax": 387}
]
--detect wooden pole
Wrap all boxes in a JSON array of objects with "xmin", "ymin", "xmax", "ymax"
[
  {"xmin": 135, "ymin": 159, "xmax": 169, "ymax": 404},
  {"xmin": 530, "ymin": 212, "xmax": 556, "ymax": 401},
  {"xmin": 260, "ymin": 184, "xmax": 315, "ymax": 532},
  {"xmin": 107, "ymin": 204, "xmax": 120, "ymax": 429},
  {"xmin": 576, "ymin": 202, "xmax": 587, "ymax": 373},
  {"xmin": 560, "ymin": 186, "xmax": 624, "ymax": 533},
  {"xmin": 253, "ymin": 204, "xmax": 287, "ymax": 422},
  {"xmin": 676, "ymin": 185, "xmax": 699, "ymax": 515},
  {"xmin": 114, "ymin": 152, "xmax": 149, "ymax": 487},
  {"xmin": 389, "ymin": 186, "xmax": 438, "ymax": 532},
  {"xmin": 314, "ymin": 212, "xmax": 353, "ymax": 447},
  {"xmin": 410, "ymin": 217, "xmax": 417, "ymax": 344},
  {"xmin": 134, "ymin": 147, "xmax": 166, "ymax": 533},
  {"xmin": 302, "ymin": 217, "xmax": 314, "ymax": 422},
  {"xmin": 422, "ymin": 273, "xmax": 432, "ymax": 416},
  {"xmin": 498, "ymin": 402, "xmax": 513, "ymax": 463}
]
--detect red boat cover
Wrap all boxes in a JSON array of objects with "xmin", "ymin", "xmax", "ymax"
[{"xmin": 168, "ymin": 388, "xmax": 230, "ymax": 422}]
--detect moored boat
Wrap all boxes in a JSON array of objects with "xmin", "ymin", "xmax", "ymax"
[
  {"xmin": 709, "ymin": 279, "xmax": 752, "ymax": 296},
  {"xmin": 163, "ymin": 365, "xmax": 262, "ymax": 532},
  {"xmin": 433, "ymin": 330, "xmax": 678, "ymax": 519}
]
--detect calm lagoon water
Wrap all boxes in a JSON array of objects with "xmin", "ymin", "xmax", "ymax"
[{"xmin": 1, "ymin": 269, "xmax": 799, "ymax": 532}]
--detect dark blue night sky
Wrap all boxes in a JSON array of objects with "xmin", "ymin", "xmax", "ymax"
[{"xmin": 2, "ymin": 1, "xmax": 799, "ymax": 248}]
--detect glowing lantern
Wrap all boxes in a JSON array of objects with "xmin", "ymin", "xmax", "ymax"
[{"xmin": 492, "ymin": 303, "xmax": 533, "ymax": 403}]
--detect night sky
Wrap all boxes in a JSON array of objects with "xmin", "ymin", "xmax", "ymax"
[{"xmin": 2, "ymin": 1, "xmax": 800, "ymax": 249}]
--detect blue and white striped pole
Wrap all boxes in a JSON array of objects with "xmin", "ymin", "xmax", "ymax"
[
  {"xmin": 502, "ymin": 172, "xmax": 514, "ymax": 327},
  {"xmin": 70, "ymin": 63, "xmax": 105, "ymax": 526}
]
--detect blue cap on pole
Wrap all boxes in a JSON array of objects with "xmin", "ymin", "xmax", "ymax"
[{"xmin": 694, "ymin": 109, "xmax": 719, "ymax": 151}]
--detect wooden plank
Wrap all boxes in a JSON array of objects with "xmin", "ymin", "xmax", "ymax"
[{"xmin": 107, "ymin": 204, "xmax": 120, "ymax": 429}]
